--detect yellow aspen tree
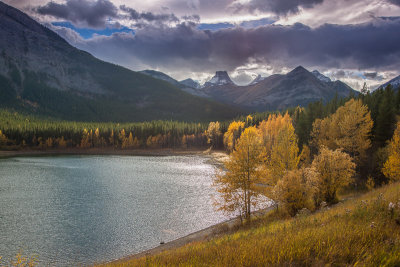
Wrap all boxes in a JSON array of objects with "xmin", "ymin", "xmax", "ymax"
[
  {"xmin": 258, "ymin": 113, "xmax": 299, "ymax": 188},
  {"xmin": 109, "ymin": 130, "xmax": 115, "ymax": 147},
  {"xmin": 119, "ymin": 129, "xmax": 127, "ymax": 148},
  {"xmin": 45, "ymin": 137, "xmax": 53, "ymax": 148},
  {"xmin": 146, "ymin": 136, "xmax": 154, "ymax": 148},
  {"xmin": 382, "ymin": 121, "xmax": 400, "ymax": 182},
  {"xmin": 89, "ymin": 129, "xmax": 93, "ymax": 147},
  {"xmin": 311, "ymin": 146, "xmax": 356, "ymax": 204},
  {"xmin": 132, "ymin": 137, "xmax": 140, "ymax": 148},
  {"xmin": 57, "ymin": 137, "xmax": 67, "ymax": 148},
  {"xmin": 127, "ymin": 132, "xmax": 134, "ymax": 148},
  {"xmin": 0, "ymin": 130, "xmax": 8, "ymax": 147},
  {"xmin": 246, "ymin": 114, "xmax": 253, "ymax": 127},
  {"xmin": 94, "ymin": 128, "xmax": 100, "ymax": 147},
  {"xmin": 268, "ymin": 122, "xmax": 300, "ymax": 184},
  {"xmin": 258, "ymin": 113, "xmax": 292, "ymax": 158},
  {"xmin": 213, "ymin": 127, "xmax": 266, "ymax": 221},
  {"xmin": 223, "ymin": 121, "xmax": 245, "ymax": 152},
  {"xmin": 311, "ymin": 99, "xmax": 373, "ymax": 163},
  {"xmin": 205, "ymin": 121, "xmax": 221, "ymax": 149},
  {"xmin": 80, "ymin": 129, "xmax": 91, "ymax": 148},
  {"xmin": 299, "ymin": 144, "xmax": 312, "ymax": 167}
]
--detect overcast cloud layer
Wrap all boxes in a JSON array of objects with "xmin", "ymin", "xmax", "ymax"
[{"xmin": 4, "ymin": 0, "xmax": 400, "ymax": 88}]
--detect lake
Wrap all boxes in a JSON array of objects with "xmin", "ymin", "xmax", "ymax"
[{"xmin": 0, "ymin": 155, "xmax": 227, "ymax": 266}]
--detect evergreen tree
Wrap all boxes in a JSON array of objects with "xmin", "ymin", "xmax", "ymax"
[{"xmin": 375, "ymin": 85, "xmax": 396, "ymax": 146}]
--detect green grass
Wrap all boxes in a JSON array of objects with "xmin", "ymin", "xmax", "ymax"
[{"xmin": 107, "ymin": 183, "xmax": 400, "ymax": 266}]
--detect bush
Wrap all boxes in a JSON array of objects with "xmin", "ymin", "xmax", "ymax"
[{"xmin": 273, "ymin": 168, "xmax": 316, "ymax": 216}]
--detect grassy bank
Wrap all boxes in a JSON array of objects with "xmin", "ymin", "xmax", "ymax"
[{"xmin": 105, "ymin": 183, "xmax": 400, "ymax": 266}]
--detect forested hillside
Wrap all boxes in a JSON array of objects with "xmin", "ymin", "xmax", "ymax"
[{"xmin": 0, "ymin": 1, "xmax": 241, "ymax": 122}]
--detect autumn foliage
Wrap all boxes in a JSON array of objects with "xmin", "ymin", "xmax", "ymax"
[
  {"xmin": 311, "ymin": 99, "xmax": 373, "ymax": 162},
  {"xmin": 214, "ymin": 127, "xmax": 266, "ymax": 220},
  {"xmin": 383, "ymin": 121, "xmax": 400, "ymax": 182}
]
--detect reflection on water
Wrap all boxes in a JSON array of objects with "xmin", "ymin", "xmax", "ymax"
[{"xmin": 0, "ymin": 155, "xmax": 227, "ymax": 266}]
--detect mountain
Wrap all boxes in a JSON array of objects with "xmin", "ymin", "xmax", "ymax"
[
  {"xmin": 312, "ymin": 70, "xmax": 332, "ymax": 83},
  {"xmin": 139, "ymin": 70, "xmax": 184, "ymax": 88},
  {"xmin": 249, "ymin": 75, "xmax": 265, "ymax": 85},
  {"xmin": 194, "ymin": 66, "xmax": 357, "ymax": 111},
  {"xmin": 204, "ymin": 71, "xmax": 235, "ymax": 87},
  {"xmin": 379, "ymin": 75, "xmax": 400, "ymax": 90},
  {"xmin": 180, "ymin": 78, "xmax": 201, "ymax": 89},
  {"xmin": 0, "ymin": 2, "xmax": 241, "ymax": 122}
]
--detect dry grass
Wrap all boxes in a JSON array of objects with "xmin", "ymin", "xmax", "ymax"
[{"xmin": 106, "ymin": 183, "xmax": 400, "ymax": 267}]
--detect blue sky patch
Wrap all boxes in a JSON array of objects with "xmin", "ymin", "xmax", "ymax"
[
  {"xmin": 52, "ymin": 22, "xmax": 135, "ymax": 39},
  {"xmin": 197, "ymin": 22, "xmax": 234, "ymax": 31}
]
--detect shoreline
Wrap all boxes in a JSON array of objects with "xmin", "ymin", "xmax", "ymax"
[
  {"xmin": 0, "ymin": 148, "xmax": 222, "ymax": 158},
  {"xmin": 102, "ymin": 207, "xmax": 272, "ymax": 266}
]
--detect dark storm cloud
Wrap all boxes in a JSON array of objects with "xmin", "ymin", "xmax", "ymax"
[
  {"xmin": 120, "ymin": 5, "xmax": 179, "ymax": 25},
  {"xmin": 364, "ymin": 72, "xmax": 378, "ymax": 79},
  {"xmin": 235, "ymin": 0, "xmax": 324, "ymax": 15},
  {"xmin": 58, "ymin": 17, "xmax": 400, "ymax": 73},
  {"xmin": 36, "ymin": 0, "xmax": 118, "ymax": 28},
  {"xmin": 388, "ymin": 0, "xmax": 400, "ymax": 6},
  {"xmin": 364, "ymin": 72, "xmax": 384, "ymax": 80}
]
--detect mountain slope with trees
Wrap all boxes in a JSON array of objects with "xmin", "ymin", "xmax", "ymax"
[{"xmin": 0, "ymin": 1, "xmax": 241, "ymax": 122}]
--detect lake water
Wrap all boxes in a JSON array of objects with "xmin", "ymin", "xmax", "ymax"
[{"xmin": 0, "ymin": 155, "xmax": 227, "ymax": 266}]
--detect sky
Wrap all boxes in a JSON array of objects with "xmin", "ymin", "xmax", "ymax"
[{"xmin": 4, "ymin": 0, "xmax": 400, "ymax": 88}]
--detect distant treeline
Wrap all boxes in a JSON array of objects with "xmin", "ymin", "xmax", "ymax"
[{"xmin": 0, "ymin": 85, "xmax": 399, "ymax": 154}]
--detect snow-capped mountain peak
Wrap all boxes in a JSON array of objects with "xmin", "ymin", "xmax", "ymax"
[
  {"xmin": 379, "ymin": 75, "xmax": 400, "ymax": 89},
  {"xmin": 204, "ymin": 71, "xmax": 235, "ymax": 87},
  {"xmin": 312, "ymin": 70, "xmax": 332, "ymax": 83},
  {"xmin": 249, "ymin": 74, "xmax": 265, "ymax": 85}
]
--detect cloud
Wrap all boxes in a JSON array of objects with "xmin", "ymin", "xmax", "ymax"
[
  {"xmin": 54, "ymin": 16, "xmax": 400, "ymax": 78},
  {"xmin": 120, "ymin": 5, "xmax": 180, "ymax": 26},
  {"xmin": 234, "ymin": 0, "xmax": 324, "ymax": 15},
  {"xmin": 36, "ymin": 0, "xmax": 118, "ymax": 28},
  {"xmin": 388, "ymin": 0, "xmax": 400, "ymax": 6},
  {"xmin": 364, "ymin": 72, "xmax": 378, "ymax": 79}
]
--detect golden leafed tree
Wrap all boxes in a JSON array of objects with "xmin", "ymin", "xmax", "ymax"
[
  {"xmin": 80, "ymin": 129, "xmax": 91, "ymax": 149},
  {"xmin": 258, "ymin": 113, "xmax": 300, "ymax": 187},
  {"xmin": 94, "ymin": 128, "xmax": 101, "ymax": 147},
  {"xmin": 0, "ymin": 130, "xmax": 8, "ymax": 147},
  {"xmin": 132, "ymin": 136, "xmax": 140, "ymax": 149},
  {"xmin": 223, "ymin": 121, "xmax": 245, "ymax": 152},
  {"xmin": 311, "ymin": 146, "xmax": 356, "ymax": 204},
  {"xmin": 119, "ymin": 129, "xmax": 127, "ymax": 147},
  {"xmin": 258, "ymin": 113, "xmax": 293, "ymax": 158},
  {"xmin": 382, "ymin": 121, "xmax": 400, "ymax": 182},
  {"xmin": 57, "ymin": 136, "xmax": 67, "ymax": 148},
  {"xmin": 299, "ymin": 144, "xmax": 312, "ymax": 167},
  {"xmin": 109, "ymin": 130, "xmax": 115, "ymax": 147},
  {"xmin": 311, "ymin": 99, "xmax": 373, "ymax": 162},
  {"xmin": 45, "ymin": 137, "xmax": 53, "ymax": 148},
  {"xmin": 213, "ymin": 127, "xmax": 266, "ymax": 221},
  {"xmin": 269, "ymin": 121, "xmax": 300, "ymax": 183},
  {"xmin": 205, "ymin": 121, "xmax": 221, "ymax": 149},
  {"xmin": 273, "ymin": 168, "xmax": 317, "ymax": 216}
]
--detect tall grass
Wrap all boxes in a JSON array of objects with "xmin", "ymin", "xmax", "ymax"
[{"xmin": 106, "ymin": 183, "xmax": 400, "ymax": 266}]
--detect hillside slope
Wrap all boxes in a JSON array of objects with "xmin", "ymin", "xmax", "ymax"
[
  {"xmin": 0, "ymin": 2, "xmax": 241, "ymax": 122},
  {"xmin": 106, "ymin": 183, "xmax": 400, "ymax": 266}
]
